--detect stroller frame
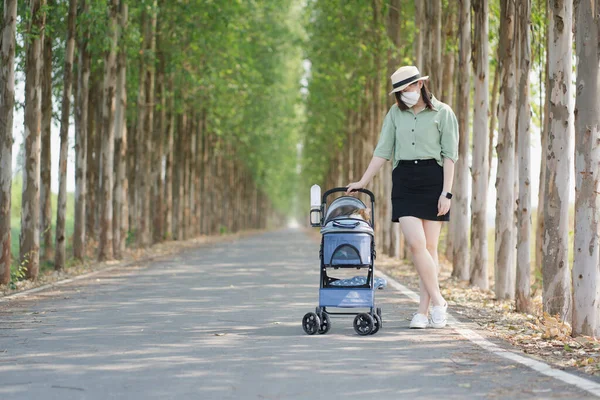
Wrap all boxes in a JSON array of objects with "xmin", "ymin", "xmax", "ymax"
[{"xmin": 302, "ymin": 187, "xmax": 383, "ymax": 336}]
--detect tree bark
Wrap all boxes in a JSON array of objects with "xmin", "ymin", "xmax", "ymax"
[
  {"xmin": 152, "ymin": 51, "xmax": 165, "ymax": 243},
  {"xmin": 0, "ymin": 0, "xmax": 18, "ymax": 284},
  {"xmin": 515, "ymin": 0, "xmax": 532, "ymax": 313},
  {"xmin": 98, "ymin": 0, "xmax": 119, "ymax": 261},
  {"xmin": 543, "ymin": 0, "xmax": 573, "ymax": 318},
  {"xmin": 451, "ymin": 0, "xmax": 470, "ymax": 281},
  {"xmin": 113, "ymin": 0, "xmax": 128, "ymax": 258},
  {"xmin": 536, "ymin": 4, "xmax": 549, "ymax": 291},
  {"xmin": 572, "ymin": 0, "xmax": 600, "ymax": 337},
  {"xmin": 138, "ymin": 1, "xmax": 157, "ymax": 247},
  {"xmin": 74, "ymin": 0, "xmax": 90, "ymax": 260},
  {"xmin": 488, "ymin": 57, "xmax": 500, "ymax": 182},
  {"xmin": 494, "ymin": 0, "xmax": 517, "ymax": 300},
  {"xmin": 54, "ymin": 0, "xmax": 77, "ymax": 270},
  {"xmin": 40, "ymin": 8, "xmax": 52, "ymax": 263},
  {"xmin": 414, "ymin": 0, "xmax": 424, "ymax": 70},
  {"xmin": 21, "ymin": 0, "xmax": 46, "ymax": 280},
  {"xmin": 431, "ymin": 0, "xmax": 442, "ymax": 95},
  {"xmin": 163, "ymin": 77, "xmax": 174, "ymax": 239},
  {"xmin": 470, "ymin": 0, "xmax": 489, "ymax": 290}
]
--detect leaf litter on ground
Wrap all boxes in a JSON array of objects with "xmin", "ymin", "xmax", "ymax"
[{"xmin": 376, "ymin": 254, "xmax": 600, "ymax": 376}]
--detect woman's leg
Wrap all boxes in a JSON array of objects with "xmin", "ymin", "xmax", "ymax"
[
  {"xmin": 420, "ymin": 220, "xmax": 443, "ymax": 310},
  {"xmin": 399, "ymin": 217, "xmax": 445, "ymax": 313}
]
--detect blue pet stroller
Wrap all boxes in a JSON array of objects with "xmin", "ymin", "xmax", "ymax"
[{"xmin": 302, "ymin": 187, "xmax": 386, "ymax": 336}]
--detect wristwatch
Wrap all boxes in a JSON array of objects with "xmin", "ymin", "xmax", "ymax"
[{"xmin": 442, "ymin": 191, "xmax": 453, "ymax": 199}]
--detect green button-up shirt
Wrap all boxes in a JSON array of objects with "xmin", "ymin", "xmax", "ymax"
[{"xmin": 373, "ymin": 96, "xmax": 459, "ymax": 168}]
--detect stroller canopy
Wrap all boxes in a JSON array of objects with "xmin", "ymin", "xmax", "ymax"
[{"xmin": 323, "ymin": 196, "xmax": 367, "ymax": 224}]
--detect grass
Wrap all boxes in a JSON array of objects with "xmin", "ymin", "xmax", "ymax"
[{"xmin": 9, "ymin": 175, "xmax": 75, "ymax": 279}]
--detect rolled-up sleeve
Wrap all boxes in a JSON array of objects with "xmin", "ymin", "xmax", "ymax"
[
  {"xmin": 440, "ymin": 107, "xmax": 459, "ymax": 163},
  {"xmin": 373, "ymin": 107, "xmax": 396, "ymax": 160}
]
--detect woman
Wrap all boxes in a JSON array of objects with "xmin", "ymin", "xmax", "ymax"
[{"xmin": 346, "ymin": 65, "xmax": 459, "ymax": 329}]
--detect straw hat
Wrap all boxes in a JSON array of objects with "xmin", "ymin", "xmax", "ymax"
[{"xmin": 389, "ymin": 66, "xmax": 429, "ymax": 95}]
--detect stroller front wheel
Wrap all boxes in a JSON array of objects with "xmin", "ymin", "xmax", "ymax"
[
  {"xmin": 353, "ymin": 313, "xmax": 374, "ymax": 336},
  {"xmin": 318, "ymin": 312, "xmax": 331, "ymax": 334},
  {"xmin": 302, "ymin": 312, "xmax": 321, "ymax": 335}
]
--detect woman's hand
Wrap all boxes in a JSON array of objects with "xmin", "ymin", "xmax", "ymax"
[
  {"xmin": 346, "ymin": 181, "xmax": 365, "ymax": 195},
  {"xmin": 438, "ymin": 195, "xmax": 451, "ymax": 216}
]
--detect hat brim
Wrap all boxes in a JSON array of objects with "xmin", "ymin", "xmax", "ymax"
[{"xmin": 388, "ymin": 76, "xmax": 429, "ymax": 95}]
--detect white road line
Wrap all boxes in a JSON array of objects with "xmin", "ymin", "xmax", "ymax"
[{"xmin": 376, "ymin": 270, "xmax": 600, "ymax": 398}]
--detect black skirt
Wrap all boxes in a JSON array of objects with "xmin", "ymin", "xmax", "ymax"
[{"xmin": 391, "ymin": 159, "xmax": 449, "ymax": 222}]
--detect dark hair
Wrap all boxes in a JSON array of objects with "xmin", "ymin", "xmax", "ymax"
[{"xmin": 394, "ymin": 81, "xmax": 434, "ymax": 111}]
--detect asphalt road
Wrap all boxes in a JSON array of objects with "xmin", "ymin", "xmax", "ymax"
[{"xmin": 0, "ymin": 229, "xmax": 598, "ymax": 399}]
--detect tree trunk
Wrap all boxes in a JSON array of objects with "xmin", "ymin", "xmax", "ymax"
[
  {"xmin": 451, "ymin": 0, "xmax": 470, "ymax": 281},
  {"xmin": 572, "ymin": 0, "xmax": 599, "ymax": 337},
  {"xmin": 163, "ymin": 77, "xmax": 174, "ymax": 239},
  {"xmin": 153, "ymin": 52, "xmax": 165, "ymax": 243},
  {"xmin": 55, "ymin": 0, "xmax": 77, "ymax": 270},
  {"xmin": 0, "ymin": 0, "xmax": 18, "ymax": 284},
  {"xmin": 98, "ymin": 0, "xmax": 119, "ymax": 261},
  {"xmin": 495, "ymin": 0, "xmax": 517, "ymax": 300},
  {"xmin": 414, "ymin": 0, "xmax": 424, "ymax": 70},
  {"xmin": 488, "ymin": 58, "xmax": 500, "ymax": 183},
  {"xmin": 441, "ymin": 3, "xmax": 456, "ymax": 106},
  {"xmin": 86, "ymin": 78, "xmax": 100, "ymax": 241},
  {"xmin": 543, "ymin": 0, "xmax": 573, "ymax": 318},
  {"xmin": 40, "ymin": 12, "xmax": 52, "ymax": 263},
  {"xmin": 515, "ymin": 0, "xmax": 532, "ymax": 313},
  {"xmin": 431, "ymin": 0, "xmax": 442, "ymax": 95},
  {"xmin": 21, "ymin": 0, "xmax": 46, "ymax": 280},
  {"xmin": 138, "ymin": 2, "xmax": 157, "ymax": 247},
  {"xmin": 536, "ymin": 7, "xmax": 549, "ymax": 290},
  {"xmin": 113, "ymin": 0, "xmax": 128, "ymax": 258},
  {"xmin": 74, "ymin": 0, "xmax": 90, "ymax": 261},
  {"xmin": 470, "ymin": 0, "xmax": 489, "ymax": 290}
]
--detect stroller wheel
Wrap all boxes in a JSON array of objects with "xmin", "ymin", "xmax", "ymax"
[
  {"xmin": 353, "ymin": 313, "xmax": 374, "ymax": 336},
  {"xmin": 371, "ymin": 313, "xmax": 382, "ymax": 335},
  {"xmin": 376, "ymin": 307, "xmax": 382, "ymax": 326},
  {"xmin": 302, "ymin": 312, "xmax": 321, "ymax": 335},
  {"xmin": 318, "ymin": 312, "xmax": 331, "ymax": 334}
]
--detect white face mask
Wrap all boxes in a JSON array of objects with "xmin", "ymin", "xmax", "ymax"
[{"xmin": 401, "ymin": 90, "xmax": 420, "ymax": 107}]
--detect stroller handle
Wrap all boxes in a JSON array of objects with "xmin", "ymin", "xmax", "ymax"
[{"xmin": 322, "ymin": 187, "xmax": 375, "ymax": 204}]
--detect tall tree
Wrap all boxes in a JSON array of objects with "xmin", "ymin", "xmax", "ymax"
[
  {"xmin": 515, "ymin": 0, "xmax": 532, "ymax": 312},
  {"xmin": 494, "ymin": 0, "xmax": 517, "ymax": 300},
  {"xmin": 97, "ymin": 0, "xmax": 119, "ymax": 261},
  {"xmin": 470, "ymin": 0, "xmax": 489, "ymax": 289},
  {"xmin": 0, "ymin": 0, "xmax": 18, "ymax": 284},
  {"xmin": 431, "ymin": 0, "xmax": 442, "ymax": 95},
  {"xmin": 73, "ymin": 0, "xmax": 90, "ymax": 260},
  {"xmin": 21, "ymin": 0, "xmax": 47, "ymax": 280},
  {"xmin": 40, "ymin": 0, "xmax": 53, "ymax": 263},
  {"xmin": 543, "ymin": 0, "xmax": 573, "ymax": 318},
  {"xmin": 572, "ymin": 0, "xmax": 600, "ymax": 337},
  {"xmin": 414, "ymin": 0, "xmax": 424, "ymax": 70},
  {"xmin": 451, "ymin": 0, "xmax": 471, "ymax": 280},
  {"xmin": 55, "ymin": 0, "xmax": 77, "ymax": 270},
  {"xmin": 113, "ymin": 0, "xmax": 128, "ymax": 258}
]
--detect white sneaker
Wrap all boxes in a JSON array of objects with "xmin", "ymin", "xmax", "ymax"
[
  {"xmin": 430, "ymin": 303, "xmax": 448, "ymax": 328},
  {"xmin": 409, "ymin": 313, "xmax": 429, "ymax": 329}
]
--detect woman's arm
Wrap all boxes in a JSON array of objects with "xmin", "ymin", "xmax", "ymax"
[
  {"xmin": 438, "ymin": 157, "xmax": 455, "ymax": 216},
  {"xmin": 346, "ymin": 156, "xmax": 387, "ymax": 194},
  {"xmin": 442, "ymin": 157, "xmax": 455, "ymax": 194}
]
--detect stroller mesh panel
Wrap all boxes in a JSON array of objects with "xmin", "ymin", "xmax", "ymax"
[{"xmin": 323, "ymin": 233, "xmax": 372, "ymax": 267}]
